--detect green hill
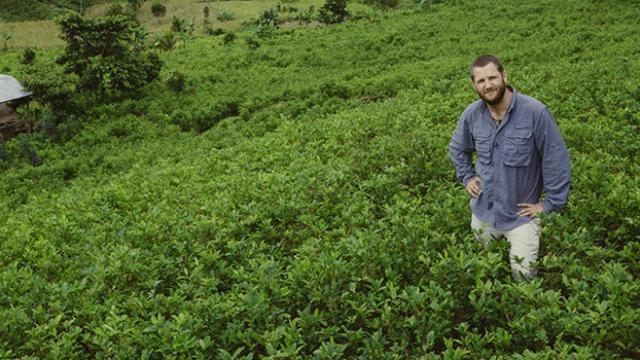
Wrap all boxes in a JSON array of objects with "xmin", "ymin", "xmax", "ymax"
[
  {"xmin": 0, "ymin": 0, "xmax": 107, "ymax": 22},
  {"xmin": 0, "ymin": 0, "xmax": 639, "ymax": 358}
]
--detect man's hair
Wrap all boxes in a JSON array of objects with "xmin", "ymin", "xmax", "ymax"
[{"xmin": 470, "ymin": 54, "xmax": 504, "ymax": 81}]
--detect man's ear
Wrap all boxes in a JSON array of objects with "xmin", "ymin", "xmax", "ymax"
[{"xmin": 501, "ymin": 71, "xmax": 508, "ymax": 83}]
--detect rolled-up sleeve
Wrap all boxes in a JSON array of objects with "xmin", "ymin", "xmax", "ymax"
[
  {"xmin": 449, "ymin": 113, "xmax": 476, "ymax": 186},
  {"xmin": 535, "ymin": 109, "xmax": 571, "ymax": 213}
]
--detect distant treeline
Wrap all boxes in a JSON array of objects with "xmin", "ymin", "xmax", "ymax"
[{"xmin": 0, "ymin": 0, "xmax": 109, "ymax": 22}]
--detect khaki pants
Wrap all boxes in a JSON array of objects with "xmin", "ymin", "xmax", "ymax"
[{"xmin": 471, "ymin": 214, "xmax": 541, "ymax": 281}]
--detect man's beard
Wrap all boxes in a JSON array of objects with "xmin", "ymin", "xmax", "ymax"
[{"xmin": 477, "ymin": 83, "xmax": 507, "ymax": 106}]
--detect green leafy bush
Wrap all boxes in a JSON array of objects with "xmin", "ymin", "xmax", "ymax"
[
  {"xmin": 171, "ymin": 16, "xmax": 187, "ymax": 33},
  {"xmin": 256, "ymin": 8, "xmax": 279, "ymax": 28},
  {"xmin": 164, "ymin": 70, "xmax": 186, "ymax": 94},
  {"xmin": 211, "ymin": 27, "xmax": 226, "ymax": 36},
  {"xmin": 245, "ymin": 35, "xmax": 260, "ymax": 50},
  {"xmin": 319, "ymin": 0, "xmax": 349, "ymax": 24},
  {"xmin": 170, "ymin": 16, "xmax": 196, "ymax": 44},
  {"xmin": 216, "ymin": 11, "xmax": 236, "ymax": 22},
  {"xmin": 22, "ymin": 61, "xmax": 79, "ymax": 119},
  {"xmin": 151, "ymin": 2, "xmax": 167, "ymax": 17},
  {"xmin": 223, "ymin": 32, "xmax": 236, "ymax": 44},
  {"xmin": 21, "ymin": 141, "xmax": 42, "ymax": 166},
  {"xmin": 21, "ymin": 48, "xmax": 36, "ymax": 65},
  {"xmin": 154, "ymin": 30, "xmax": 178, "ymax": 50}
]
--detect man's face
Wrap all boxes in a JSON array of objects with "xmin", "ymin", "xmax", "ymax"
[{"xmin": 471, "ymin": 63, "xmax": 507, "ymax": 106}]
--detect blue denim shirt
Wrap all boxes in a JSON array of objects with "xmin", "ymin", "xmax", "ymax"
[{"xmin": 449, "ymin": 87, "xmax": 571, "ymax": 231}]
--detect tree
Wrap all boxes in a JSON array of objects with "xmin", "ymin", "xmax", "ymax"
[
  {"xmin": 318, "ymin": 0, "xmax": 349, "ymax": 24},
  {"xmin": 170, "ymin": 16, "xmax": 195, "ymax": 45},
  {"xmin": 255, "ymin": 8, "xmax": 279, "ymax": 38},
  {"xmin": 56, "ymin": 13, "xmax": 162, "ymax": 100},
  {"xmin": 22, "ymin": 61, "xmax": 79, "ymax": 119},
  {"xmin": 154, "ymin": 31, "xmax": 178, "ymax": 50},
  {"xmin": 202, "ymin": 5, "xmax": 213, "ymax": 34},
  {"xmin": 151, "ymin": 2, "xmax": 167, "ymax": 17}
]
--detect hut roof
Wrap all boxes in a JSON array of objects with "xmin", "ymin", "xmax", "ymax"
[{"xmin": 0, "ymin": 74, "xmax": 32, "ymax": 103}]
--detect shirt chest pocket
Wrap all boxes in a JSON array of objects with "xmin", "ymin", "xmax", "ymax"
[
  {"xmin": 475, "ymin": 136, "xmax": 493, "ymax": 164},
  {"xmin": 502, "ymin": 128, "xmax": 533, "ymax": 167}
]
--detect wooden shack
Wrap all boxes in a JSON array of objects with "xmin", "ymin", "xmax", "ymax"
[{"xmin": 0, "ymin": 74, "xmax": 32, "ymax": 139}]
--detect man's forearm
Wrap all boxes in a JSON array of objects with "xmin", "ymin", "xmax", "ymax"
[{"xmin": 449, "ymin": 146, "xmax": 475, "ymax": 184}]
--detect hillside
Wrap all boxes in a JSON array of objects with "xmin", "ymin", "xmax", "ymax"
[
  {"xmin": 0, "ymin": 0, "xmax": 108, "ymax": 22},
  {"xmin": 0, "ymin": 0, "xmax": 347, "ymax": 49},
  {"xmin": 1, "ymin": 0, "xmax": 639, "ymax": 358}
]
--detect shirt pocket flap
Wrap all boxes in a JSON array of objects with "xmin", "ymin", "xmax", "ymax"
[{"xmin": 505, "ymin": 127, "xmax": 532, "ymax": 140}]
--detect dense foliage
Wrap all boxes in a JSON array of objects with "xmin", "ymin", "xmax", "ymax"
[
  {"xmin": 151, "ymin": 2, "xmax": 167, "ymax": 18},
  {"xmin": 21, "ymin": 60, "xmax": 79, "ymax": 121},
  {"xmin": 0, "ymin": 0, "xmax": 639, "ymax": 358},
  {"xmin": 319, "ymin": 0, "xmax": 350, "ymax": 24},
  {"xmin": 16, "ymin": 12, "xmax": 162, "ymax": 124},
  {"xmin": 55, "ymin": 13, "xmax": 162, "ymax": 100}
]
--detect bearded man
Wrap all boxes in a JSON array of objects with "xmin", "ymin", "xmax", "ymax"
[{"xmin": 448, "ymin": 54, "xmax": 571, "ymax": 281}]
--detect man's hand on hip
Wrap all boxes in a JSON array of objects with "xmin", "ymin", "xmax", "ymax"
[
  {"xmin": 466, "ymin": 177, "xmax": 482, "ymax": 198},
  {"xmin": 517, "ymin": 202, "xmax": 544, "ymax": 217}
]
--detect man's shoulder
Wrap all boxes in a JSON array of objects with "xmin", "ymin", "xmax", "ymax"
[
  {"xmin": 515, "ymin": 92, "xmax": 548, "ymax": 114},
  {"xmin": 461, "ymin": 99, "xmax": 485, "ymax": 119}
]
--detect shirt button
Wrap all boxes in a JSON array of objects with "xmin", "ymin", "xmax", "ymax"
[{"xmin": 494, "ymin": 143, "xmax": 499, "ymax": 148}]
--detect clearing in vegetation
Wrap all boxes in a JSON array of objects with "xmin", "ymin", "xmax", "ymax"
[{"xmin": 0, "ymin": 0, "xmax": 369, "ymax": 49}]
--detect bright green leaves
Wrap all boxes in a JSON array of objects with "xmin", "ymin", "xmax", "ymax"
[{"xmin": 1, "ymin": 0, "xmax": 640, "ymax": 357}]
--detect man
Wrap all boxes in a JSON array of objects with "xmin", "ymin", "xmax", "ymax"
[{"xmin": 449, "ymin": 55, "xmax": 571, "ymax": 281}]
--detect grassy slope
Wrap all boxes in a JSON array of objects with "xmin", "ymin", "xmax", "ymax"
[
  {"xmin": 0, "ymin": 0, "xmax": 369, "ymax": 49},
  {"xmin": 0, "ymin": 0, "xmax": 108, "ymax": 21},
  {"xmin": 1, "ymin": 0, "xmax": 640, "ymax": 357}
]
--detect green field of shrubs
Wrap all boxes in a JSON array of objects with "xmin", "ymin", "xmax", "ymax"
[{"xmin": 1, "ymin": 0, "xmax": 639, "ymax": 358}]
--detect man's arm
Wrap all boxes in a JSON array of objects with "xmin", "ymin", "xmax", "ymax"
[
  {"xmin": 535, "ymin": 108, "xmax": 571, "ymax": 213},
  {"xmin": 448, "ymin": 114, "xmax": 477, "ymax": 187}
]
